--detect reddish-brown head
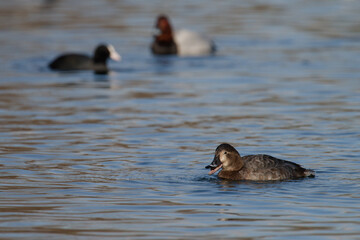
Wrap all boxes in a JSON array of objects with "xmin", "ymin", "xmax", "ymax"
[{"xmin": 154, "ymin": 15, "xmax": 174, "ymax": 42}]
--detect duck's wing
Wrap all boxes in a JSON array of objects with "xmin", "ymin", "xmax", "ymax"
[
  {"xmin": 243, "ymin": 154, "xmax": 302, "ymax": 169},
  {"xmin": 241, "ymin": 154, "xmax": 307, "ymax": 180}
]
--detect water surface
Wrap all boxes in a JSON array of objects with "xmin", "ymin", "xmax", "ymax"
[{"xmin": 1, "ymin": 0, "xmax": 360, "ymax": 239}]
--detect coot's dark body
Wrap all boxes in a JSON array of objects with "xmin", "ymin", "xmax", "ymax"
[{"xmin": 48, "ymin": 44, "xmax": 120, "ymax": 74}]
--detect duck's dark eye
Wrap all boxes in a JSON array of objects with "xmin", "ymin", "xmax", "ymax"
[{"xmin": 224, "ymin": 151, "xmax": 227, "ymax": 155}]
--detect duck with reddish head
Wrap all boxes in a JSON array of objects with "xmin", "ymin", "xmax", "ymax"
[{"xmin": 151, "ymin": 14, "xmax": 216, "ymax": 56}]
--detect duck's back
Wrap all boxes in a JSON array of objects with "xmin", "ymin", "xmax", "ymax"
[
  {"xmin": 174, "ymin": 29, "xmax": 215, "ymax": 56},
  {"xmin": 240, "ymin": 154, "xmax": 310, "ymax": 180}
]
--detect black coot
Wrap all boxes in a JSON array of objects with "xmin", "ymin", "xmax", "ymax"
[{"xmin": 48, "ymin": 44, "xmax": 121, "ymax": 74}]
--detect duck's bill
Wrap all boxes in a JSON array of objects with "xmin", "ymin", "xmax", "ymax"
[
  {"xmin": 205, "ymin": 154, "xmax": 222, "ymax": 175},
  {"xmin": 208, "ymin": 164, "xmax": 223, "ymax": 175},
  {"xmin": 205, "ymin": 163, "xmax": 216, "ymax": 169}
]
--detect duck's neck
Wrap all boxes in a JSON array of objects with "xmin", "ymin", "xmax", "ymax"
[
  {"xmin": 224, "ymin": 155, "xmax": 244, "ymax": 171},
  {"xmin": 156, "ymin": 26, "xmax": 176, "ymax": 45}
]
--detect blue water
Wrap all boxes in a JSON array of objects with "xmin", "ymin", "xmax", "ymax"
[{"xmin": 0, "ymin": 0, "xmax": 360, "ymax": 239}]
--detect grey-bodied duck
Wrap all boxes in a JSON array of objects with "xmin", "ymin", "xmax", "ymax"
[{"xmin": 206, "ymin": 143, "xmax": 315, "ymax": 181}]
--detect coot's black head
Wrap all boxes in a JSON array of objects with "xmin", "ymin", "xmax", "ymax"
[
  {"xmin": 92, "ymin": 44, "xmax": 121, "ymax": 74},
  {"xmin": 93, "ymin": 44, "xmax": 121, "ymax": 64}
]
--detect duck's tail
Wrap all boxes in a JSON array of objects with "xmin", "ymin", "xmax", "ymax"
[{"xmin": 304, "ymin": 169, "xmax": 315, "ymax": 178}]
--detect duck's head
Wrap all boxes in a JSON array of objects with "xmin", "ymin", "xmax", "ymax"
[
  {"xmin": 206, "ymin": 143, "xmax": 244, "ymax": 175},
  {"xmin": 153, "ymin": 14, "xmax": 174, "ymax": 41}
]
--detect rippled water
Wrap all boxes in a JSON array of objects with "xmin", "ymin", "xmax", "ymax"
[{"xmin": 1, "ymin": 0, "xmax": 360, "ymax": 239}]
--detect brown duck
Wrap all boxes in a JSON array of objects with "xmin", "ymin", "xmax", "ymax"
[{"xmin": 206, "ymin": 143, "xmax": 315, "ymax": 181}]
